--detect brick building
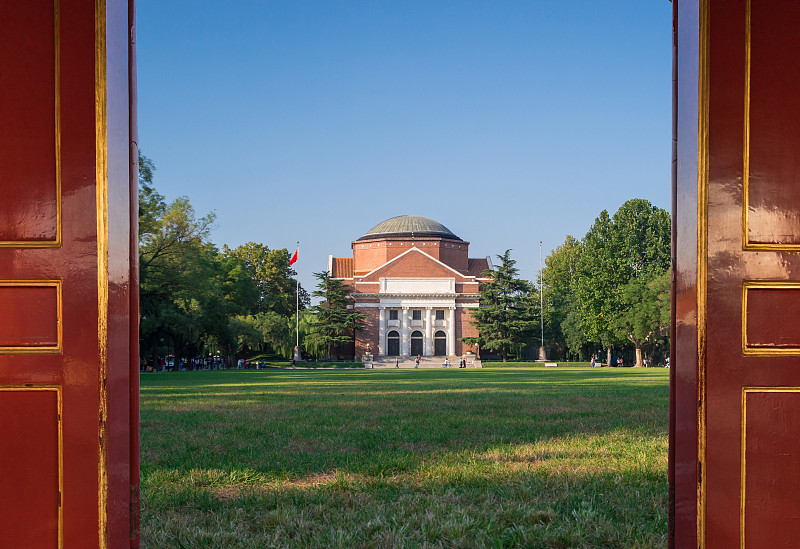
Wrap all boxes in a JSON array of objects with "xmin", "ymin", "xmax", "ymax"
[{"xmin": 329, "ymin": 215, "xmax": 491, "ymax": 359}]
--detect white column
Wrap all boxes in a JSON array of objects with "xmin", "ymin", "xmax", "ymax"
[
  {"xmin": 448, "ymin": 306, "xmax": 456, "ymax": 356},
  {"xmin": 424, "ymin": 307, "xmax": 433, "ymax": 356},
  {"xmin": 401, "ymin": 306, "xmax": 409, "ymax": 355},
  {"xmin": 378, "ymin": 306, "xmax": 386, "ymax": 356}
]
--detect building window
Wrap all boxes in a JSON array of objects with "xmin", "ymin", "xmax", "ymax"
[
  {"xmin": 435, "ymin": 310, "xmax": 445, "ymax": 320},
  {"xmin": 389, "ymin": 310, "xmax": 398, "ymax": 320},
  {"xmin": 412, "ymin": 309, "xmax": 422, "ymax": 321}
]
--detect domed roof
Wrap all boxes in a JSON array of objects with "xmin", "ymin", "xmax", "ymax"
[{"xmin": 358, "ymin": 215, "xmax": 462, "ymax": 241}]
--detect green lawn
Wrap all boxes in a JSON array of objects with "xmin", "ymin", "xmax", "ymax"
[{"xmin": 140, "ymin": 368, "xmax": 668, "ymax": 548}]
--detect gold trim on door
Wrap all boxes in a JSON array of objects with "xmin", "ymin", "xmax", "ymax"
[
  {"xmin": 0, "ymin": 280, "xmax": 63, "ymax": 355},
  {"xmin": 95, "ymin": 0, "xmax": 110, "ymax": 545},
  {"xmin": 697, "ymin": 0, "xmax": 710, "ymax": 544},
  {"xmin": 742, "ymin": 281, "xmax": 800, "ymax": 356}
]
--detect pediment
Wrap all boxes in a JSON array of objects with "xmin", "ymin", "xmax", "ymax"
[{"xmin": 358, "ymin": 247, "xmax": 471, "ymax": 282}]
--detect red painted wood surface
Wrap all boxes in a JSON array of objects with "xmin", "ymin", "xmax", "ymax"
[
  {"xmin": 748, "ymin": 3, "xmax": 800, "ymax": 246},
  {"xmin": 0, "ymin": 2, "xmax": 59, "ymax": 243},
  {"xmin": 743, "ymin": 391, "xmax": 800, "ymax": 546},
  {"xmin": 0, "ymin": 1, "xmax": 138, "ymax": 547},
  {"xmin": 0, "ymin": 390, "xmax": 59, "ymax": 547},
  {"xmin": 746, "ymin": 287, "xmax": 800, "ymax": 348},
  {"xmin": 0, "ymin": 285, "xmax": 59, "ymax": 347},
  {"xmin": 674, "ymin": 1, "xmax": 800, "ymax": 546},
  {"xmin": 672, "ymin": 0, "xmax": 700, "ymax": 546}
]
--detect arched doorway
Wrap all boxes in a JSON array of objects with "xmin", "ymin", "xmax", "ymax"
[
  {"xmin": 410, "ymin": 331, "xmax": 423, "ymax": 356},
  {"xmin": 387, "ymin": 330, "xmax": 400, "ymax": 356},
  {"xmin": 434, "ymin": 330, "xmax": 447, "ymax": 356}
]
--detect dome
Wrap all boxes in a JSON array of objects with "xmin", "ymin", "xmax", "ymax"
[{"xmin": 358, "ymin": 215, "xmax": 462, "ymax": 241}]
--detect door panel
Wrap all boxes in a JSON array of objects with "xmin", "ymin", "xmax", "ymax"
[
  {"xmin": 0, "ymin": 0, "xmax": 60, "ymax": 246},
  {"xmin": 410, "ymin": 333, "xmax": 423, "ymax": 356},
  {"xmin": 0, "ymin": 388, "xmax": 60, "ymax": 547},
  {"xmin": 388, "ymin": 334, "xmax": 400, "ymax": 356},
  {"xmin": 674, "ymin": 1, "xmax": 800, "ymax": 546},
  {"xmin": 434, "ymin": 337, "xmax": 446, "ymax": 356}
]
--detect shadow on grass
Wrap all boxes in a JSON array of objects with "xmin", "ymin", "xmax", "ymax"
[{"xmin": 140, "ymin": 368, "xmax": 667, "ymax": 480}]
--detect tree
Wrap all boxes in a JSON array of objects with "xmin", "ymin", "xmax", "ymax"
[
  {"xmin": 541, "ymin": 235, "xmax": 583, "ymax": 359},
  {"xmin": 574, "ymin": 199, "xmax": 671, "ymax": 366},
  {"xmin": 610, "ymin": 271, "xmax": 670, "ymax": 366},
  {"xmin": 574, "ymin": 210, "xmax": 621, "ymax": 366},
  {"xmin": 223, "ymin": 242, "xmax": 309, "ymax": 315},
  {"xmin": 561, "ymin": 304, "xmax": 587, "ymax": 359},
  {"xmin": 306, "ymin": 271, "xmax": 365, "ymax": 359},
  {"xmin": 138, "ymin": 153, "xmax": 256, "ymax": 367},
  {"xmin": 462, "ymin": 250, "xmax": 537, "ymax": 362}
]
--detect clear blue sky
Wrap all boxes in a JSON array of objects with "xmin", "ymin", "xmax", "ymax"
[{"xmin": 137, "ymin": 1, "xmax": 673, "ymax": 294}]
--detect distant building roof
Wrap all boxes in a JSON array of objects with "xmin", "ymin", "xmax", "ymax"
[
  {"xmin": 468, "ymin": 258, "xmax": 490, "ymax": 278},
  {"xmin": 331, "ymin": 257, "xmax": 353, "ymax": 279},
  {"xmin": 357, "ymin": 215, "xmax": 462, "ymax": 241}
]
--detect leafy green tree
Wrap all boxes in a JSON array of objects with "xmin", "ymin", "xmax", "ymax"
[
  {"xmin": 462, "ymin": 250, "xmax": 538, "ymax": 362},
  {"xmin": 574, "ymin": 199, "xmax": 671, "ymax": 366},
  {"xmin": 223, "ymin": 242, "xmax": 309, "ymax": 315},
  {"xmin": 541, "ymin": 235, "xmax": 582, "ymax": 359},
  {"xmin": 610, "ymin": 271, "xmax": 670, "ymax": 366},
  {"xmin": 561, "ymin": 304, "xmax": 587, "ymax": 359},
  {"xmin": 574, "ymin": 210, "xmax": 621, "ymax": 365},
  {"xmin": 307, "ymin": 271, "xmax": 366, "ymax": 359},
  {"xmin": 611, "ymin": 198, "xmax": 671, "ymax": 281},
  {"xmin": 138, "ymin": 154, "xmax": 260, "ymax": 367},
  {"xmin": 138, "ymin": 152, "xmax": 165, "ymax": 237}
]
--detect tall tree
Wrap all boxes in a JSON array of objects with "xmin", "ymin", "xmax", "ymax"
[
  {"xmin": 541, "ymin": 235, "xmax": 583, "ymax": 359},
  {"xmin": 223, "ymin": 242, "xmax": 309, "ymax": 315},
  {"xmin": 462, "ymin": 250, "xmax": 537, "ymax": 362},
  {"xmin": 306, "ymin": 271, "xmax": 365, "ymax": 359},
  {"xmin": 574, "ymin": 210, "xmax": 621, "ymax": 366},
  {"xmin": 610, "ymin": 270, "xmax": 671, "ymax": 367},
  {"xmin": 575, "ymin": 199, "xmax": 671, "ymax": 366}
]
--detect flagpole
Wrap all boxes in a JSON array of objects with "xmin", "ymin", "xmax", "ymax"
[
  {"xmin": 296, "ymin": 241, "xmax": 299, "ymax": 351},
  {"xmin": 539, "ymin": 240, "xmax": 545, "ymax": 361}
]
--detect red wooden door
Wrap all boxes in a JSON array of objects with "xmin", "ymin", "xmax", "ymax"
[
  {"xmin": 0, "ymin": 1, "xmax": 139, "ymax": 547},
  {"xmin": 673, "ymin": 1, "xmax": 800, "ymax": 546}
]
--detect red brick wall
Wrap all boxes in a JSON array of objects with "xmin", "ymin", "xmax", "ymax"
[
  {"xmin": 456, "ymin": 307, "xmax": 479, "ymax": 356},
  {"xmin": 360, "ymin": 248, "xmax": 469, "ymax": 282},
  {"xmin": 456, "ymin": 282, "xmax": 480, "ymax": 293},
  {"xmin": 352, "ymin": 237, "xmax": 470, "ymax": 274},
  {"xmin": 438, "ymin": 243, "xmax": 469, "ymax": 272},
  {"xmin": 353, "ymin": 281, "xmax": 380, "ymax": 295},
  {"xmin": 352, "ymin": 243, "xmax": 389, "ymax": 275},
  {"xmin": 356, "ymin": 307, "xmax": 379, "ymax": 357}
]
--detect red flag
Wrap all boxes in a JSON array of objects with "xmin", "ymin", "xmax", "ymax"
[{"xmin": 289, "ymin": 248, "xmax": 298, "ymax": 265}]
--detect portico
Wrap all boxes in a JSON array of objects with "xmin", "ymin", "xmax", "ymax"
[{"xmin": 375, "ymin": 298, "xmax": 459, "ymax": 357}]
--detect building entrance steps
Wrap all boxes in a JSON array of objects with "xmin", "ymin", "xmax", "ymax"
[{"xmin": 364, "ymin": 356, "xmax": 482, "ymax": 369}]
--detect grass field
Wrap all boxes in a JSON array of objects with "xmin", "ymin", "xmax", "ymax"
[{"xmin": 140, "ymin": 367, "xmax": 669, "ymax": 548}]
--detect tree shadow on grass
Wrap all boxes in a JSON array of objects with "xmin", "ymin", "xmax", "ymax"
[{"xmin": 140, "ymin": 368, "xmax": 668, "ymax": 480}]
